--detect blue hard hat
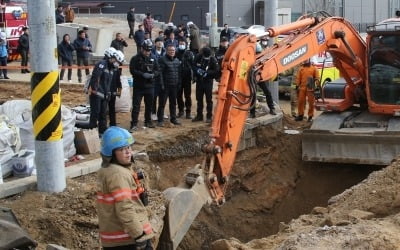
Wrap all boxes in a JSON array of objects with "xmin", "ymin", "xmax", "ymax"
[{"xmin": 101, "ymin": 126, "xmax": 135, "ymax": 157}]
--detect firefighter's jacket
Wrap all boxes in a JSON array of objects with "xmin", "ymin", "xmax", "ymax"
[{"xmin": 96, "ymin": 163, "xmax": 153, "ymax": 247}]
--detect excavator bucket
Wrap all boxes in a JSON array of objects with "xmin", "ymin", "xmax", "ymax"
[
  {"xmin": 0, "ymin": 206, "xmax": 37, "ymax": 249},
  {"xmin": 158, "ymin": 166, "xmax": 211, "ymax": 250},
  {"xmin": 302, "ymin": 111, "xmax": 400, "ymax": 165}
]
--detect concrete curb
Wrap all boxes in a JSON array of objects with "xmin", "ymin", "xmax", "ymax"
[{"xmin": 0, "ymin": 158, "xmax": 101, "ymax": 199}]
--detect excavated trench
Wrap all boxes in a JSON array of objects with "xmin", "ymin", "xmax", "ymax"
[{"xmin": 150, "ymin": 127, "xmax": 379, "ymax": 249}]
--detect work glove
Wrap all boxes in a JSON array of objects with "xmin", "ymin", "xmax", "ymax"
[
  {"xmin": 135, "ymin": 232, "xmax": 154, "ymax": 250},
  {"xmin": 142, "ymin": 73, "xmax": 154, "ymax": 79}
]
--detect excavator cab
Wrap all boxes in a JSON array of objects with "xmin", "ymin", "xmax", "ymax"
[{"xmin": 303, "ymin": 17, "xmax": 400, "ymax": 165}]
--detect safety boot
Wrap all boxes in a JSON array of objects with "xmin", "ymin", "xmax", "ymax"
[
  {"xmin": 295, "ymin": 115, "xmax": 304, "ymax": 121},
  {"xmin": 192, "ymin": 115, "xmax": 203, "ymax": 122}
]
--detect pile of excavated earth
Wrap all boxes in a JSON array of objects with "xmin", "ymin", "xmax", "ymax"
[{"xmin": 0, "ymin": 17, "xmax": 399, "ymax": 250}]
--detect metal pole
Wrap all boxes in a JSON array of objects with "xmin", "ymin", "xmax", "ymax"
[
  {"xmin": 209, "ymin": 0, "xmax": 218, "ymax": 48},
  {"xmin": 28, "ymin": 0, "xmax": 66, "ymax": 192},
  {"xmin": 264, "ymin": 0, "xmax": 277, "ymax": 36}
]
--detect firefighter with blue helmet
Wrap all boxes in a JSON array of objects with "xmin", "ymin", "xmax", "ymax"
[{"xmin": 97, "ymin": 126, "xmax": 154, "ymax": 249}]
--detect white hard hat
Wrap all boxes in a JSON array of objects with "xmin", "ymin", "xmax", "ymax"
[
  {"xmin": 0, "ymin": 32, "xmax": 6, "ymax": 40},
  {"xmin": 167, "ymin": 22, "xmax": 174, "ymax": 27},
  {"xmin": 187, "ymin": 21, "xmax": 194, "ymax": 26},
  {"xmin": 113, "ymin": 50, "xmax": 125, "ymax": 63},
  {"xmin": 104, "ymin": 47, "xmax": 117, "ymax": 58}
]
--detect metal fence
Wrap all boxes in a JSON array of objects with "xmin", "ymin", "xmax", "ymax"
[{"xmin": 352, "ymin": 22, "xmax": 375, "ymax": 33}]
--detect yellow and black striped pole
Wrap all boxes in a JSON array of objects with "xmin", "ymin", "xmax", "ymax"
[{"xmin": 29, "ymin": 0, "xmax": 66, "ymax": 192}]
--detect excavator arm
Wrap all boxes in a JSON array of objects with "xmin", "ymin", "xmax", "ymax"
[
  {"xmin": 207, "ymin": 12, "xmax": 367, "ymax": 205},
  {"xmin": 158, "ymin": 12, "xmax": 368, "ymax": 249}
]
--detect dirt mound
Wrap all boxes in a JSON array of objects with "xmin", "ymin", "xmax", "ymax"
[{"xmin": 211, "ymin": 159, "xmax": 400, "ymax": 249}]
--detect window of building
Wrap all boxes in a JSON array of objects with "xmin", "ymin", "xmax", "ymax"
[
  {"xmin": 154, "ymin": 14, "xmax": 162, "ymax": 21},
  {"xmin": 181, "ymin": 15, "xmax": 189, "ymax": 21}
]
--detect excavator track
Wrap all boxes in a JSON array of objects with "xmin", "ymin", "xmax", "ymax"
[{"xmin": 302, "ymin": 111, "xmax": 400, "ymax": 165}]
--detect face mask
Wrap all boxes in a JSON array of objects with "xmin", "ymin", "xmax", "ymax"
[
  {"xmin": 113, "ymin": 62, "xmax": 120, "ymax": 68},
  {"xmin": 222, "ymin": 42, "xmax": 229, "ymax": 48},
  {"xmin": 203, "ymin": 57, "xmax": 210, "ymax": 60},
  {"xmin": 261, "ymin": 41, "xmax": 268, "ymax": 46},
  {"xmin": 178, "ymin": 44, "xmax": 186, "ymax": 50}
]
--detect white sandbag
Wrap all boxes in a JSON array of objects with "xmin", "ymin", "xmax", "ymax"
[
  {"xmin": 0, "ymin": 115, "xmax": 21, "ymax": 169},
  {"xmin": 115, "ymin": 75, "xmax": 132, "ymax": 113},
  {"xmin": 0, "ymin": 100, "xmax": 34, "ymax": 150},
  {"xmin": 0, "ymin": 100, "xmax": 77, "ymax": 159},
  {"xmin": 61, "ymin": 106, "xmax": 77, "ymax": 159}
]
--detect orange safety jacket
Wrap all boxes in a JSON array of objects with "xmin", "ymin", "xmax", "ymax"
[
  {"xmin": 295, "ymin": 65, "xmax": 319, "ymax": 90},
  {"xmin": 96, "ymin": 163, "xmax": 153, "ymax": 248}
]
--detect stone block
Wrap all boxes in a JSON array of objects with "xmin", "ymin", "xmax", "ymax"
[
  {"xmin": 47, "ymin": 244, "xmax": 69, "ymax": 250},
  {"xmin": 348, "ymin": 209, "xmax": 375, "ymax": 220}
]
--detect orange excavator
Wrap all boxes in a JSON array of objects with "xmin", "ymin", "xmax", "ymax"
[{"xmin": 158, "ymin": 11, "xmax": 400, "ymax": 249}]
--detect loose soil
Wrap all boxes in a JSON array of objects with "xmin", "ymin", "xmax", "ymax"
[{"xmin": 1, "ymin": 17, "xmax": 400, "ymax": 250}]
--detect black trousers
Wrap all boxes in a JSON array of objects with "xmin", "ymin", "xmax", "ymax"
[
  {"xmin": 108, "ymin": 95, "xmax": 117, "ymax": 126},
  {"xmin": 89, "ymin": 94, "xmax": 108, "ymax": 134},
  {"xmin": 177, "ymin": 76, "xmax": 192, "ymax": 114},
  {"xmin": 195, "ymin": 80, "xmax": 213, "ymax": 118},
  {"xmin": 128, "ymin": 21, "xmax": 135, "ymax": 38},
  {"xmin": 77, "ymin": 56, "xmax": 90, "ymax": 80},
  {"xmin": 60, "ymin": 58, "xmax": 72, "ymax": 80},
  {"xmin": 158, "ymin": 85, "xmax": 178, "ymax": 122},
  {"xmin": 152, "ymin": 83, "xmax": 163, "ymax": 114},
  {"xmin": 250, "ymin": 81, "xmax": 274, "ymax": 115},
  {"xmin": 0, "ymin": 56, "xmax": 7, "ymax": 77},
  {"xmin": 20, "ymin": 50, "xmax": 28, "ymax": 72},
  {"xmin": 131, "ymin": 87, "xmax": 154, "ymax": 126}
]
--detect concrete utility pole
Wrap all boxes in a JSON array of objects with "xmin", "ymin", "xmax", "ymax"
[
  {"xmin": 209, "ymin": 0, "xmax": 219, "ymax": 48},
  {"xmin": 264, "ymin": 0, "xmax": 279, "ymax": 105},
  {"xmin": 264, "ymin": 0, "xmax": 278, "ymax": 30},
  {"xmin": 265, "ymin": 0, "xmax": 277, "ymax": 46},
  {"xmin": 28, "ymin": 0, "xmax": 66, "ymax": 192}
]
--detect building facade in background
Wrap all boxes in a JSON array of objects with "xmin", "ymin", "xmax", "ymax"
[{"xmin": 62, "ymin": 0, "xmax": 400, "ymax": 31}]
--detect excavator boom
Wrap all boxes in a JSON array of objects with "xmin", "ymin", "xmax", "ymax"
[{"xmin": 159, "ymin": 11, "xmax": 400, "ymax": 249}]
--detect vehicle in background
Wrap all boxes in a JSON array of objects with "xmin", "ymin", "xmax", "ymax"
[
  {"xmin": 313, "ymin": 51, "xmax": 340, "ymax": 85},
  {"xmin": 0, "ymin": 2, "xmax": 28, "ymax": 61},
  {"xmin": 278, "ymin": 51, "xmax": 340, "ymax": 98}
]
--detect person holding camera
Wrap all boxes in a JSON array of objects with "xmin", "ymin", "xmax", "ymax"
[
  {"xmin": 192, "ymin": 47, "xmax": 219, "ymax": 123},
  {"xmin": 97, "ymin": 126, "xmax": 154, "ymax": 250}
]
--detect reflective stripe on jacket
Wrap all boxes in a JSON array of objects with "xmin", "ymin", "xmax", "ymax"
[{"xmin": 96, "ymin": 163, "xmax": 153, "ymax": 248}]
